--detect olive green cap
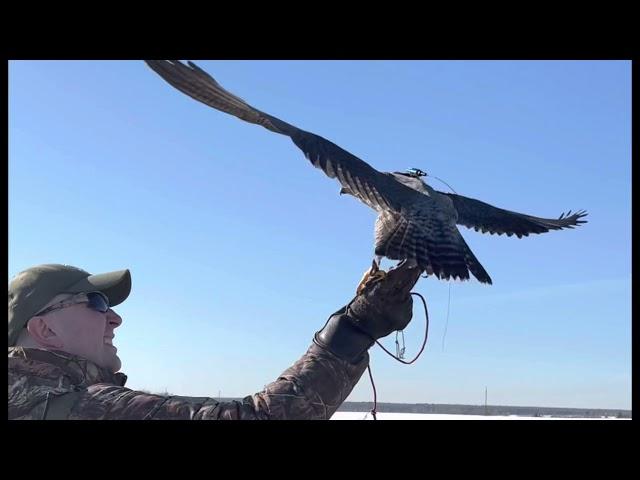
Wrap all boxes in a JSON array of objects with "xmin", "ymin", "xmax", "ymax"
[{"xmin": 8, "ymin": 264, "xmax": 131, "ymax": 346}]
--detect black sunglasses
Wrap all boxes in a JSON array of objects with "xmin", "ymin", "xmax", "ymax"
[{"xmin": 36, "ymin": 291, "xmax": 110, "ymax": 317}]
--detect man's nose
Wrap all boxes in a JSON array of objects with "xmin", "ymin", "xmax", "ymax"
[{"xmin": 106, "ymin": 309, "xmax": 123, "ymax": 329}]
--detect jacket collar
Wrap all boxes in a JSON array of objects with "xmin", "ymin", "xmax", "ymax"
[{"xmin": 8, "ymin": 346, "xmax": 127, "ymax": 387}]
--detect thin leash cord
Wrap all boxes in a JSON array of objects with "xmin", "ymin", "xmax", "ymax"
[
  {"xmin": 366, "ymin": 365, "xmax": 378, "ymax": 420},
  {"xmin": 374, "ymin": 292, "xmax": 429, "ymax": 365},
  {"xmin": 426, "ymin": 174, "xmax": 456, "ymax": 353},
  {"xmin": 367, "ymin": 291, "xmax": 430, "ymax": 420},
  {"xmin": 428, "ymin": 174, "xmax": 459, "ymax": 195}
]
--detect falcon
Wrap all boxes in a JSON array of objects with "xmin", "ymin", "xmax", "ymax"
[{"xmin": 145, "ymin": 60, "xmax": 587, "ymax": 288}]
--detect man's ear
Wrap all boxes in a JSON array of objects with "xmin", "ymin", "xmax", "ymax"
[{"xmin": 26, "ymin": 316, "xmax": 64, "ymax": 349}]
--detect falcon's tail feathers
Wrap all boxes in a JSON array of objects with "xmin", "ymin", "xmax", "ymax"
[{"xmin": 456, "ymin": 233, "xmax": 493, "ymax": 285}]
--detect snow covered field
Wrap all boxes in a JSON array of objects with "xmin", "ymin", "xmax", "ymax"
[{"xmin": 331, "ymin": 412, "xmax": 628, "ymax": 420}]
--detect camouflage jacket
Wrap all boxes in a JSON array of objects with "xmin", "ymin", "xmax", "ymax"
[{"xmin": 8, "ymin": 345, "xmax": 368, "ymax": 420}]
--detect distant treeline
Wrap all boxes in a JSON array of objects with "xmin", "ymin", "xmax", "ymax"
[
  {"xmin": 141, "ymin": 391, "xmax": 631, "ymax": 418},
  {"xmin": 337, "ymin": 402, "xmax": 631, "ymax": 418}
]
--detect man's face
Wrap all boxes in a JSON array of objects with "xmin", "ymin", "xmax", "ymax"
[{"xmin": 33, "ymin": 294, "xmax": 123, "ymax": 372}]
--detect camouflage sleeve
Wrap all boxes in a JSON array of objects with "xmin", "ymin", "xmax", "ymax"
[{"xmin": 68, "ymin": 344, "xmax": 369, "ymax": 420}]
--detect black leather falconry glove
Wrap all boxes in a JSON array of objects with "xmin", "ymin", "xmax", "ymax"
[{"xmin": 314, "ymin": 261, "xmax": 422, "ymax": 364}]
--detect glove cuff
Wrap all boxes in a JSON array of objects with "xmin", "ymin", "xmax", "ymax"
[{"xmin": 313, "ymin": 313, "xmax": 376, "ymax": 364}]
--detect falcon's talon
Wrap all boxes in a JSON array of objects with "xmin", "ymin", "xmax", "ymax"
[{"xmin": 356, "ymin": 265, "xmax": 387, "ymax": 295}]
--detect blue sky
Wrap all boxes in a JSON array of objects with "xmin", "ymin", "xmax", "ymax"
[{"xmin": 9, "ymin": 60, "xmax": 631, "ymax": 410}]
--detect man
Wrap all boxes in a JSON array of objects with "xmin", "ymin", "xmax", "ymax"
[{"xmin": 9, "ymin": 262, "xmax": 421, "ymax": 420}]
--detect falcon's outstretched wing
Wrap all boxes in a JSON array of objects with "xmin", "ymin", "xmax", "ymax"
[
  {"xmin": 145, "ymin": 60, "xmax": 424, "ymax": 214},
  {"xmin": 439, "ymin": 192, "xmax": 588, "ymax": 238}
]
